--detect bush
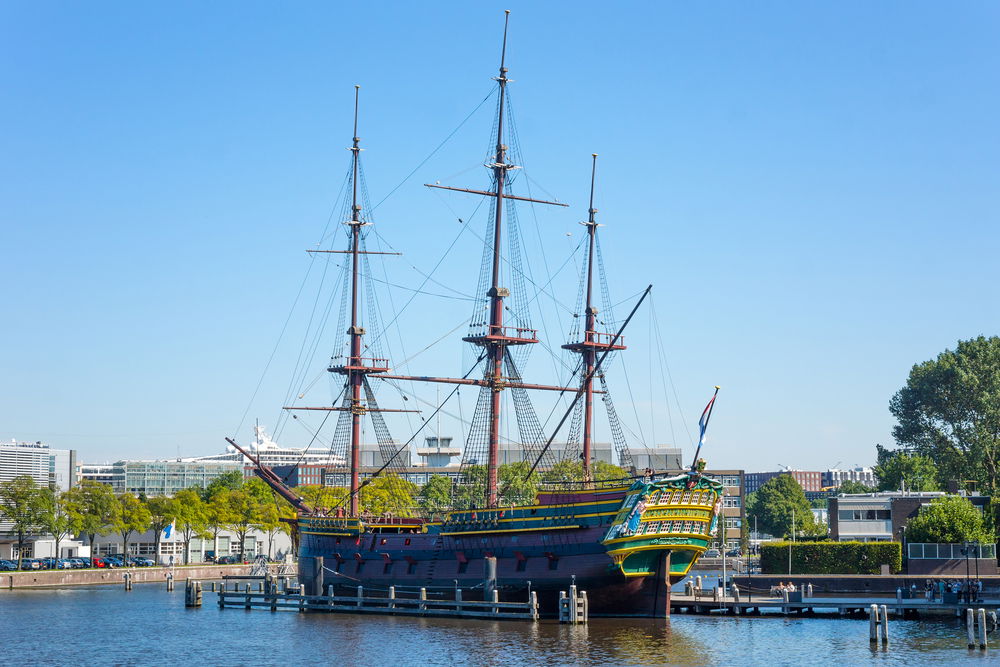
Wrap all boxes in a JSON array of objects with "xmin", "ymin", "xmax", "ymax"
[{"xmin": 760, "ymin": 541, "xmax": 902, "ymax": 574}]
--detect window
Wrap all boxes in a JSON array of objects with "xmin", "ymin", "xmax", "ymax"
[
  {"xmin": 724, "ymin": 518, "xmax": 742, "ymax": 529},
  {"xmin": 723, "ymin": 496, "xmax": 741, "ymax": 508},
  {"xmin": 407, "ymin": 561, "xmax": 417, "ymax": 575},
  {"xmin": 838, "ymin": 509, "xmax": 890, "ymax": 521},
  {"xmin": 722, "ymin": 476, "xmax": 741, "ymax": 488}
]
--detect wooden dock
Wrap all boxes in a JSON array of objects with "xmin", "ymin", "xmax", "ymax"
[
  {"xmin": 670, "ymin": 591, "xmax": 1000, "ymax": 617},
  {"xmin": 215, "ymin": 579, "xmax": 540, "ymax": 621}
]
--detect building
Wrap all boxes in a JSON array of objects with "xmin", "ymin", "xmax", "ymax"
[
  {"xmin": 80, "ymin": 459, "xmax": 242, "ymax": 496},
  {"xmin": 745, "ymin": 470, "xmax": 824, "ymax": 494},
  {"xmin": 185, "ymin": 424, "xmax": 347, "ymax": 469},
  {"xmin": 0, "ymin": 439, "xmax": 76, "ymax": 492},
  {"xmin": 823, "ymin": 467, "xmax": 876, "ymax": 489},
  {"xmin": 89, "ymin": 525, "xmax": 293, "ymax": 565},
  {"xmin": 828, "ymin": 491, "xmax": 991, "ymax": 542},
  {"xmin": 701, "ymin": 469, "xmax": 745, "ymax": 552},
  {"xmin": 628, "ymin": 447, "xmax": 684, "ymax": 472}
]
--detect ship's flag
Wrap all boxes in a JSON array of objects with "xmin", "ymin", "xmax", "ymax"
[
  {"xmin": 697, "ymin": 393, "xmax": 717, "ymax": 449},
  {"xmin": 163, "ymin": 522, "xmax": 174, "ymax": 540}
]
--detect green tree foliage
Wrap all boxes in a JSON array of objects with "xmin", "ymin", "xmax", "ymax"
[
  {"xmin": 38, "ymin": 488, "xmax": 75, "ymax": 561},
  {"xmin": 204, "ymin": 491, "xmax": 232, "ymax": 559},
  {"xmin": 746, "ymin": 475, "xmax": 822, "ymax": 539},
  {"xmin": 760, "ymin": 541, "xmax": 901, "ymax": 575},
  {"xmin": 202, "ymin": 470, "xmax": 246, "ymax": 501},
  {"xmin": 172, "ymin": 488, "xmax": 207, "ymax": 565},
  {"xmin": 144, "ymin": 496, "xmax": 177, "ymax": 563},
  {"xmin": 64, "ymin": 480, "xmax": 117, "ymax": 551},
  {"xmin": 889, "ymin": 336, "xmax": 1000, "ymax": 496},
  {"xmin": 112, "ymin": 493, "xmax": 151, "ymax": 558},
  {"xmin": 0, "ymin": 476, "xmax": 46, "ymax": 566},
  {"xmin": 244, "ymin": 477, "xmax": 274, "ymax": 504},
  {"xmin": 419, "ymin": 475, "xmax": 454, "ymax": 514},
  {"xmin": 904, "ymin": 496, "xmax": 996, "ymax": 544},
  {"xmin": 837, "ymin": 480, "xmax": 878, "ymax": 494},
  {"xmin": 541, "ymin": 460, "xmax": 628, "ymax": 484},
  {"xmin": 873, "ymin": 446, "xmax": 939, "ymax": 492},
  {"xmin": 295, "ymin": 485, "xmax": 347, "ymax": 513},
  {"xmin": 257, "ymin": 503, "xmax": 283, "ymax": 559},
  {"xmin": 454, "ymin": 463, "xmax": 540, "ymax": 508},
  {"xmin": 361, "ymin": 475, "xmax": 419, "ymax": 517},
  {"xmin": 222, "ymin": 489, "xmax": 259, "ymax": 561}
]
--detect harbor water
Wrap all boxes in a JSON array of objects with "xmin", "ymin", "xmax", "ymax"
[{"xmin": 1, "ymin": 582, "xmax": 997, "ymax": 666}]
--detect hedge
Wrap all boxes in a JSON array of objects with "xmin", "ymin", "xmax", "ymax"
[{"xmin": 760, "ymin": 541, "xmax": 902, "ymax": 574}]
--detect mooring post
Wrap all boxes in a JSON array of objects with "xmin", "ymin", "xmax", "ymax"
[
  {"xmin": 978, "ymin": 608, "xmax": 988, "ymax": 649},
  {"xmin": 570, "ymin": 583, "xmax": 578, "ymax": 623},
  {"xmin": 782, "ymin": 589, "xmax": 790, "ymax": 615},
  {"xmin": 387, "ymin": 585, "xmax": 395, "ymax": 610},
  {"xmin": 356, "ymin": 585, "xmax": 363, "ymax": 607},
  {"xmin": 484, "ymin": 556, "xmax": 497, "ymax": 600},
  {"xmin": 879, "ymin": 605, "xmax": 889, "ymax": 644},
  {"xmin": 559, "ymin": 591, "xmax": 568, "ymax": 623},
  {"xmin": 454, "ymin": 588, "xmax": 462, "ymax": 613},
  {"xmin": 806, "ymin": 583, "xmax": 813, "ymax": 598},
  {"xmin": 967, "ymin": 608, "xmax": 976, "ymax": 649},
  {"xmin": 124, "ymin": 573, "xmax": 132, "ymax": 591},
  {"xmin": 166, "ymin": 574, "xmax": 174, "ymax": 592},
  {"xmin": 580, "ymin": 590, "xmax": 589, "ymax": 622},
  {"xmin": 695, "ymin": 575, "xmax": 702, "ymax": 592},
  {"xmin": 491, "ymin": 589, "xmax": 500, "ymax": 617},
  {"xmin": 419, "ymin": 587, "xmax": 427, "ymax": 612},
  {"xmin": 530, "ymin": 591, "xmax": 538, "ymax": 621},
  {"xmin": 870, "ymin": 604, "xmax": 879, "ymax": 643}
]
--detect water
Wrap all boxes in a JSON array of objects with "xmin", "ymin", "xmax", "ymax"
[{"xmin": 2, "ymin": 583, "xmax": 998, "ymax": 666}]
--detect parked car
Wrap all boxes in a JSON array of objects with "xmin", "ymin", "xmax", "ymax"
[
  {"xmin": 134, "ymin": 557, "xmax": 156, "ymax": 567},
  {"xmin": 726, "ymin": 549, "xmax": 742, "ymax": 558},
  {"xmin": 703, "ymin": 549, "xmax": 721, "ymax": 558},
  {"xmin": 69, "ymin": 558, "xmax": 89, "ymax": 569},
  {"xmin": 20, "ymin": 558, "xmax": 40, "ymax": 570},
  {"xmin": 0, "ymin": 559, "xmax": 17, "ymax": 571},
  {"xmin": 92, "ymin": 557, "xmax": 109, "ymax": 568}
]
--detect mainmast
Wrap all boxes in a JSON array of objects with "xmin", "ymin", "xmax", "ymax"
[
  {"xmin": 562, "ymin": 155, "xmax": 625, "ymax": 481},
  {"xmin": 382, "ymin": 11, "xmax": 570, "ymax": 508}
]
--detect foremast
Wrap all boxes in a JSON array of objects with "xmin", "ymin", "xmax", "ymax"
[{"xmin": 561, "ymin": 155, "xmax": 625, "ymax": 481}]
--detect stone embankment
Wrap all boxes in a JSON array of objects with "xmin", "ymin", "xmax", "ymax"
[{"xmin": 2, "ymin": 564, "xmax": 252, "ymax": 589}]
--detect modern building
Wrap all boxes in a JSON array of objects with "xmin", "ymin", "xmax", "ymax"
[
  {"xmin": 823, "ymin": 467, "xmax": 877, "ymax": 489},
  {"xmin": 745, "ymin": 470, "xmax": 824, "ymax": 494},
  {"xmin": 828, "ymin": 491, "xmax": 991, "ymax": 542},
  {"xmin": 0, "ymin": 439, "xmax": 76, "ymax": 492},
  {"xmin": 628, "ymin": 447, "xmax": 684, "ymax": 472},
  {"xmin": 80, "ymin": 459, "xmax": 242, "ymax": 496},
  {"xmin": 89, "ymin": 525, "xmax": 293, "ymax": 565}
]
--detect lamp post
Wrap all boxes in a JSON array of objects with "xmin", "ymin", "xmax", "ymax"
[
  {"xmin": 963, "ymin": 542, "xmax": 971, "ymax": 604},
  {"xmin": 974, "ymin": 542, "xmax": 981, "ymax": 602}
]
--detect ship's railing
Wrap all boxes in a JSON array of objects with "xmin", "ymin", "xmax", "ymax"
[
  {"xmin": 463, "ymin": 324, "xmax": 539, "ymax": 342},
  {"xmin": 537, "ymin": 476, "xmax": 637, "ymax": 492}
]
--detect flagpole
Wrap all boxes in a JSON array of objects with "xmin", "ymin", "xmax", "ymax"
[{"xmin": 689, "ymin": 386, "xmax": 721, "ymax": 471}]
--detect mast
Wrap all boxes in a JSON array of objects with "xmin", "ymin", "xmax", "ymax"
[
  {"xmin": 562, "ymin": 154, "xmax": 625, "ymax": 481},
  {"xmin": 347, "ymin": 85, "xmax": 364, "ymax": 517},
  {"xmin": 484, "ymin": 10, "xmax": 513, "ymax": 508}
]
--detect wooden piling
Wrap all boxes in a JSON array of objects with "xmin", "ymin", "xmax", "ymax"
[
  {"xmin": 978, "ymin": 608, "xmax": 988, "ymax": 649},
  {"xmin": 357, "ymin": 586, "xmax": 364, "ymax": 607},
  {"xmin": 388, "ymin": 586, "xmax": 395, "ymax": 610},
  {"xmin": 454, "ymin": 588, "xmax": 462, "ymax": 613},
  {"xmin": 869, "ymin": 604, "xmax": 879, "ymax": 643},
  {"xmin": 967, "ymin": 608, "xmax": 976, "ymax": 649},
  {"xmin": 166, "ymin": 574, "xmax": 174, "ymax": 592},
  {"xmin": 879, "ymin": 605, "xmax": 888, "ymax": 644},
  {"xmin": 124, "ymin": 573, "xmax": 132, "ymax": 591},
  {"xmin": 419, "ymin": 587, "xmax": 427, "ymax": 612}
]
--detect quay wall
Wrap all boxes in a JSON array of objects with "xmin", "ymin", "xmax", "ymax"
[
  {"xmin": 733, "ymin": 573, "xmax": 1000, "ymax": 595},
  {"xmin": 2, "ymin": 564, "xmax": 251, "ymax": 590}
]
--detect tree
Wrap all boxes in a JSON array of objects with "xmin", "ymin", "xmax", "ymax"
[
  {"xmin": 223, "ymin": 489, "xmax": 260, "ymax": 561},
  {"xmin": 204, "ymin": 491, "xmax": 232, "ymax": 560},
  {"xmin": 111, "ymin": 493, "xmax": 151, "ymax": 558},
  {"xmin": 746, "ymin": 475, "xmax": 821, "ymax": 539},
  {"xmin": 38, "ymin": 488, "xmax": 75, "ymax": 561},
  {"xmin": 454, "ymin": 463, "xmax": 540, "ymax": 509},
  {"xmin": 419, "ymin": 475, "xmax": 454, "ymax": 514},
  {"xmin": 257, "ymin": 503, "xmax": 283, "ymax": 560},
  {"xmin": 0, "ymin": 476, "xmax": 46, "ymax": 567},
  {"xmin": 63, "ymin": 480, "xmax": 117, "ymax": 554},
  {"xmin": 172, "ymin": 489, "xmax": 207, "ymax": 565},
  {"xmin": 873, "ymin": 445, "xmax": 939, "ymax": 492},
  {"xmin": 838, "ymin": 480, "xmax": 877, "ymax": 494},
  {"xmin": 889, "ymin": 336, "xmax": 1000, "ymax": 497},
  {"xmin": 144, "ymin": 496, "xmax": 177, "ymax": 565},
  {"xmin": 244, "ymin": 477, "xmax": 274, "ymax": 504},
  {"xmin": 361, "ymin": 475, "xmax": 419, "ymax": 517},
  {"xmin": 904, "ymin": 496, "xmax": 995, "ymax": 544},
  {"xmin": 295, "ymin": 485, "xmax": 347, "ymax": 513},
  {"xmin": 202, "ymin": 470, "xmax": 245, "ymax": 501},
  {"xmin": 541, "ymin": 460, "xmax": 628, "ymax": 484}
]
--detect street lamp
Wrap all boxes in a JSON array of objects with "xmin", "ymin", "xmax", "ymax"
[{"xmin": 963, "ymin": 542, "xmax": 971, "ymax": 604}]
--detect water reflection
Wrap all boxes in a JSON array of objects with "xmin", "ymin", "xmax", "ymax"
[{"xmin": 0, "ymin": 585, "xmax": 994, "ymax": 666}]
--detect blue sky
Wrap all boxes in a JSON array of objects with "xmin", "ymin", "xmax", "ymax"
[{"xmin": 2, "ymin": 2, "xmax": 998, "ymax": 473}]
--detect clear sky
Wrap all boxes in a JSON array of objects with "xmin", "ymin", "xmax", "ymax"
[{"xmin": 2, "ymin": 2, "xmax": 998, "ymax": 473}]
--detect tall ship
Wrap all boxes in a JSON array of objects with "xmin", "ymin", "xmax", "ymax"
[{"xmin": 230, "ymin": 12, "xmax": 724, "ymax": 617}]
